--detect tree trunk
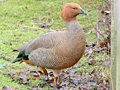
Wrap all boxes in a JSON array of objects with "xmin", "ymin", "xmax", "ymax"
[
  {"xmin": 111, "ymin": 0, "xmax": 116, "ymax": 89},
  {"xmin": 116, "ymin": 0, "xmax": 120, "ymax": 89},
  {"xmin": 111, "ymin": 0, "xmax": 120, "ymax": 89}
]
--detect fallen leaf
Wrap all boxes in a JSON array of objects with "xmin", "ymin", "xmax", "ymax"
[
  {"xmin": 82, "ymin": 87, "xmax": 88, "ymax": 90},
  {"xmin": 103, "ymin": 88, "xmax": 107, "ymax": 90},
  {"xmin": 38, "ymin": 82, "xmax": 46, "ymax": 87},
  {"xmin": 41, "ymin": 19, "xmax": 51, "ymax": 28},
  {"xmin": 68, "ymin": 69, "xmax": 76, "ymax": 75},
  {"xmin": 19, "ymin": 72, "xmax": 27, "ymax": 81},
  {"xmin": 60, "ymin": 81, "xmax": 69, "ymax": 86},
  {"xmin": 70, "ymin": 77, "xmax": 80, "ymax": 86},
  {"xmin": 88, "ymin": 60, "xmax": 96, "ymax": 65},
  {"xmin": 25, "ymin": 64, "xmax": 31, "ymax": 69},
  {"xmin": 91, "ymin": 68, "xmax": 96, "ymax": 74},
  {"xmin": 102, "ymin": 60, "xmax": 110, "ymax": 66},
  {"xmin": 59, "ymin": 86, "xmax": 70, "ymax": 90},
  {"xmin": 86, "ymin": 42, "xmax": 96, "ymax": 48},
  {"xmin": 2, "ymin": 86, "xmax": 17, "ymax": 90},
  {"xmin": 3, "ymin": 42, "xmax": 12, "ymax": 45}
]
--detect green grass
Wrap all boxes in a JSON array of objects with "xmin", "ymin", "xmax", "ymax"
[{"xmin": 0, "ymin": 0, "xmax": 109, "ymax": 90}]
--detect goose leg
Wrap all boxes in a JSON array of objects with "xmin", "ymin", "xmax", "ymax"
[
  {"xmin": 52, "ymin": 70, "xmax": 61, "ymax": 90},
  {"xmin": 53, "ymin": 76, "xmax": 58, "ymax": 90},
  {"xmin": 39, "ymin": 67, "xmax": 49, "ymax": 81},
  {"xmin": 54, "ymin": 76, "xmax": 57, "ymax": 86}
]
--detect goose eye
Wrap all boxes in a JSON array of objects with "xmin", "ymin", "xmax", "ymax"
[{"xmin": 73, "ymin": 7, "xmax": 76, "ymax": 10}]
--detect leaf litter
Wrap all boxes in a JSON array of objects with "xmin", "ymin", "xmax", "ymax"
[{"xmin": 2, "ymin": 65, "xmax": 110, "ymax": 90}]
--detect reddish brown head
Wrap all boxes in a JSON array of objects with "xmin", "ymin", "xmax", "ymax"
[{"xmin": 61, "ymin": 3, "xmax": 87, "ymax": 22}]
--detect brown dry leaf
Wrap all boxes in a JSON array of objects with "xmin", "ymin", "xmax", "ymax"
[
  {"xmin": 82, "ymin": 87, "xmax": 88, "ymax": 90},
  {"xmin": 2, "ymin": 57, "xmax": 12, "ymax": 61},
  {"xmin": 88, "ymin": 60, "xmax": 96, "ymax": 65},
  {"xmin": 33, "ymin": 73, "xmax": 39, "ymax": 77},
  {"xmin": 91, "ymin": 68, "xmax": 96, "ymax": 74},
  {"xmin": 103, "ymin": 88, "xmax": 107, "ymax": 90},
  {"xmin": 38, "ymin": 82, "xmax": 47, "ymax": 87}
]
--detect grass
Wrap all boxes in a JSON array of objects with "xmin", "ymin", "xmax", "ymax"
[{"xmin": 0, "ymin": 0, "xmax": 109, "ymax": 90}]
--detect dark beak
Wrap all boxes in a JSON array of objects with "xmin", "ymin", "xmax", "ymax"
[{"xmin": 80, "ymin": 9, "xmax": 87, "ymax": 15}]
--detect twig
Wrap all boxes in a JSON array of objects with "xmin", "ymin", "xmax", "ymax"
[
  {"xmin": 96, "ymin": 18, "xmax": 100, "ymax": 46},
  {"xmin": 85, "ymin": 30, "xmax": 92, "ymax": 35},
  {"xmin": 17, "ymin": 16, "xmax": 67, "ymax": 32},
  {"xmin": 9, "ymin": 68, "xmax": 36, "ymax": 73},
  {"xmin": 5, "ymin": 76, "xmax": 38, "ymax": 79},
  {"xmin": 84, "ymin": 45, "xmax": 99, "ymax": 55},
  {"xmin": 19, "ymin": 25, "xmax": 55, "ymax": 32}
]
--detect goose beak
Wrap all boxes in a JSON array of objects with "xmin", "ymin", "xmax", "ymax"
[{"xmin": 80, "ymin": 9, "xmax": 87, "ymax": 15}]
